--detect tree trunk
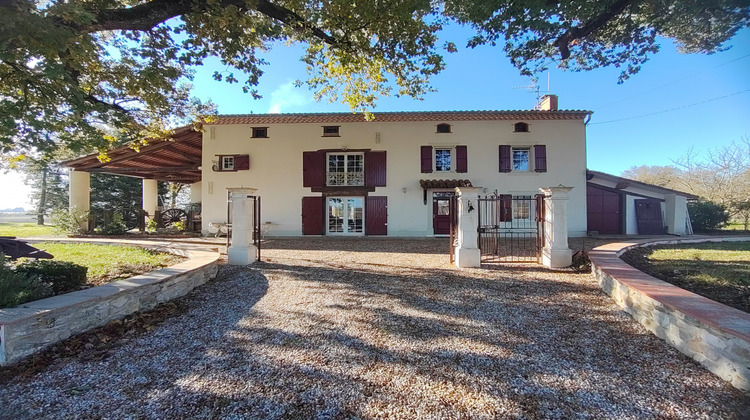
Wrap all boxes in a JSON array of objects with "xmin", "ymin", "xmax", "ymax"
[{"xmin": 36, "ymin": 168, "xmax": 48, "ymax": 225}]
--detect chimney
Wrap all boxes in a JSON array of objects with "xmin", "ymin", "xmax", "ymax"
[{"xmin": 540, "ymin": 94, "xmax": 558, "ymax": 111}]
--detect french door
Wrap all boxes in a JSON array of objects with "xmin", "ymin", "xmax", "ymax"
[{"xmin": 327, "ymin": 197, "xmax": 364, "ymax": 235}]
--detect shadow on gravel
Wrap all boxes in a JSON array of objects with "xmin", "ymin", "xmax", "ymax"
[
  {"xmin": 145, "ymin": 259, "xmax": 750, "ymax": 419},
  {"xmin": 4, "ymin": 244, "xmax": 750, "ymax": 419}
]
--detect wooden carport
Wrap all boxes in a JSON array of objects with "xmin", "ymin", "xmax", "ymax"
[
  {"xmin": 61, "ymin": 126, "xmax": 204, "ymax": 231},
  {"xmin": 63, "ymin": 126, "xmax": 202, "ymax": 184}
]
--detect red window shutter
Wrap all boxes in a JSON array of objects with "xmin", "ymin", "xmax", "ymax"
[
  {"xmin": 498, "ymin": 194, "xmax": 513, "ymax": 222},
  {"xmin": 301, "ymin": 196, "xmax": 324, "ymax": 235},
  {"xmin": 420, "ymin": 146, "xmax": 433, "ymax": 173},
  {"xmin": 302, "ymin": 151, "xmax": 326, "ymax": 188},
  {"xmin": 455, "ymin": 145, "xmax": 467, "ymax": 173},
  {"xmin": 365, "ymin": 196, "xmax": 387, "ymax": 235},
  {"xmin": 534, "ymin": 145, "xmax": 547, "ymax": 173},
  {"xmin": 365, "ymin": 151, "xmax": 387, "ymax": 187},
  {"xmin": 499, "ymin": 145, "xmax": 511, "ymax": 173},
  {"xmin": 234, "ymin": 154, "xmax": 250, "ymax": 170}
]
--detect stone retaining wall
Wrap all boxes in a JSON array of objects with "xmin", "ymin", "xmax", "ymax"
[
  {"xmin": 589, "ymin": 237, "xmax": 750, "ymax": 392},
  {"xmin": 0, "ymin": 242, "xmax": 220, "ymax": 366}
]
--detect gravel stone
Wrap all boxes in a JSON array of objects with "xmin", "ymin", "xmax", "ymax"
[{"xmin": 1, "ymin": 238, "xmax": 748, "ymax": 419}]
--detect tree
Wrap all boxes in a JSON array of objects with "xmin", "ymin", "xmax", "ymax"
[
  {"xmin": 623, "ymin": 137, "xmax": 750, "ymax": 229},
  {"xmin": 158, "ymin": 181, "xmax": 190, "ymax": 209},
  {"xmin": 22, "ymin": 160, "xmax": 69, "ymax": 225},
  {"xmin": 90, "ymin": 174, "xmax": 143, "ymax": 211},
  {"xmin": 451, "ymin": 0, "xmax": 750, "ymax": 82},
  {"xmin": 2, "ymin": 0, "xmax": 748, "ymax": 157},
  {"xmin": 672, "ymin": 137, "xmax": 750, "ymax": 212},
  {"xmin": 621, "ymin": 165, "xmax": 686, "ymax": 191}
]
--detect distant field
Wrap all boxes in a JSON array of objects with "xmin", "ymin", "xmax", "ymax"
[{"xmin": 0, "ymin": 213, "xmax": 37, "ymax": 224}]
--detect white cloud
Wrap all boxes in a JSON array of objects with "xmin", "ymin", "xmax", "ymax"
[{"xmin": 267, "ymin": 81, "xmax": 312, "ymax": 114}]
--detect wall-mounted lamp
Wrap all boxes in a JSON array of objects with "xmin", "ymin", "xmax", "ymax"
[
  {"xmin": 402, "ymin": 187, "xmax": 407, "ymax": 193},
  {"xmin": 468, "ymin": 200, "xmax": 475, "ymax": 213},
  {"xmin": 482, "ymin": 187, "xmax": 488, "ymax": 194}
]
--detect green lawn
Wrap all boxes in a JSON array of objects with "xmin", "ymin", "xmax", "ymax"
[
  {"xmin": 20, "ymin": 242, "xmax": 185, "ymax": 285},
  {"xmin": 622, "ymin": 241, "xmax": 750, "ymax": 313},
  {"xmin": 0, "ymin": 223, "xmax": 59, "ymax": 238}
]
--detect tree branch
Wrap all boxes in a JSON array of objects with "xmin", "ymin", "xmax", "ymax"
[
  {"xmin": 80, "ymin": 0, "xmax": 337, "ymax": 45},
  {"xmin": 554, "ymin": 0, "xmax": 638, "ymax": 59}
]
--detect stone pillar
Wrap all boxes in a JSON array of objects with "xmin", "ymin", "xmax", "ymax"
[
  {"xmin": 190, "ymin": 181, "xmax": 202, "ymax": 203},
  {"xmin": 68, "ymin": 169, "xmax": 90, "ymax": 230},
  {"xmin": 665, "ymin": 194, "xmax": 687, "ymax": 235},
  {"xmin": 142, "ymin": 179, "xmax": 158, "ymax": 219},
  {"xmin": 454, "ymin": 187, "xmax": 482, "ymax": 268},
  {"xmin": 539, "ymin": 186, "xmax": 574, "ymax": 269},
  {"xmin": 227, "ymin": 187, "xmax": 258, "ymax": 265}
]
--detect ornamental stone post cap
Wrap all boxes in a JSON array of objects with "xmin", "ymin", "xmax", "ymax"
[
  {"xmin": 454, "ymin": 186, "xmax": 483, "ymax": 194},
  {"xmin": 227, "ymin": 187, "xmax": 258, "ymax": 195},
  {"xmin": 539, "ymin": 185, "xmax": 574, "ymax": 195}
]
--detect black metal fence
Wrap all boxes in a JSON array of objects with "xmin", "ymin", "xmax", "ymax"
[{"xmin": 477, "ymin": 194, "xmax": 545, "ymax": 263}]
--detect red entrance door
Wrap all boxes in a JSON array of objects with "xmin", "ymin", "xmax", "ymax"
[
  {"xmin": 587, "ymin": 185, "xmax": 622, "ymax": 234},
  {"xmin": 433, "ymin": 192, "xmax": 453, "ymax": 235}
]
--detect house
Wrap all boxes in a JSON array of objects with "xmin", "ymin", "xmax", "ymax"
[
  {"xmin": 200, "ymin": 95, "xmax": 594, "ymax": 237},
  {"xmin": 62, "ymin": 95, "xmax": 693, "ymax": 239}
]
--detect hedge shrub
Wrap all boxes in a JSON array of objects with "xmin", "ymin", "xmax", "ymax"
[
  {"xmin": 0, "ymin": 266, "xmax": 53, "ymax": 308},
  {"xmin": 688, "ymin": 201, "xmax": 729, "ymax": 233},
  {"xmin": 15, "ymin": 260, "xmax": 88, "ymax": 294}
]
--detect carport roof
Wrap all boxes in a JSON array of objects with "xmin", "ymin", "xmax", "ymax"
[
  {"xmin": 62, "ymin": 127, "xmax": 202, "ymax": 183},
  {"xmin": 586, "ymin": 170, "xmax": 699, "ymax": 200}
]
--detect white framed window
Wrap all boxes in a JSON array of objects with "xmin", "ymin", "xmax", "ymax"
[
  {"xmin": 221, "ymin": 156, "xmax": 235, "ymax": 171},
  {"xmin": 327, "ymin": 152, "xmax": 364, "ymax": 186},
  {"xmin": 327, "ymin": 197, "xmax": 364, "ymax": 235},
  {"xmin": 513, "ymin": 195, "xmax": 532, "ymax": 220},
  {"xmin": 512, "ymin": 147, "xmax": 530, "ymax": 172},
  {"xmin": 435, "ymin": 148, "xmax": 452, "ymax": 172}
]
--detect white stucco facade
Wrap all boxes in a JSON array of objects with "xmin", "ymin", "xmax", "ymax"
[{"xmin": 199, "ymin": 111, "xmax": 590, "ymax": 237}]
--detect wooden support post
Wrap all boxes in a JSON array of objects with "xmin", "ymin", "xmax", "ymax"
[
  {"xmin": 138, "ymin": 209, "xmax": 146, "ymax": 232},
  {"xmin": 155, "ymin": 210, "xmax": 163, "ymax": 228}
]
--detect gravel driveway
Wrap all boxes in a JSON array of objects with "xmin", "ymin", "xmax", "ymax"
[{"xmin": 2, "ymin": 238, "xmax": 748, "ymax": 419}]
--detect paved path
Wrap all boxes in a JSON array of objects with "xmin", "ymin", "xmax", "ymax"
[{"xmin": 1, "ymin": 238, "xmax": 748, "ymax": 419}]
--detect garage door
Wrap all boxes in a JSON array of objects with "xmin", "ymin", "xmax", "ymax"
[{"xmin": 587, "ymin": 185, "xmax": 622, "ymax": 234}]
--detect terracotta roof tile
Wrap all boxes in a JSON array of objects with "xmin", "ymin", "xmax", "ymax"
[{"xmin": 210, "ymin": 110, "xmax": 592, "ymax": 125}]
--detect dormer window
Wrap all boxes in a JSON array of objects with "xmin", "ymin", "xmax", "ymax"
[
  {"xmin": 251, "ymin": 127, "xmax": 268, "ymax": 138},
  {"xmin": 323, "ymin": 126, "xmax": 340, "ymax": 137},
  {"xmin": 436, "ymin": 123, "xmax": 451, "ymax": 133},
  {"xmin": 514, "ymin": 122, "xmax": 529, "ymax": 133}
]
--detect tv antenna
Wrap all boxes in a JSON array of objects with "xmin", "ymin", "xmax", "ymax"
[{"xmin": 514, "ymin": 73, "xmax": 550, "ymax": 109}]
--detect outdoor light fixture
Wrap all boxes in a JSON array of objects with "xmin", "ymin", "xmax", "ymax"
[
  {"xmin": 468, "ymin": 200, "xmax": 475, "ymax": 213},
  {"xmin": 402, "ymin": 187, "xmax": 407, "ymax": 193}
]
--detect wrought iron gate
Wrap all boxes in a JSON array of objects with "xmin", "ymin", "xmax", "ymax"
[{"xmin": 477, "ymin": 193, "xmax": 545, "ymax": 263}]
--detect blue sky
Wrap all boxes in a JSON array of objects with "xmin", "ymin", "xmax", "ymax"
[
  {"xmin": 2, "ymin": 24, "xmax": 749, "ymax": 210},
  {"xmin": 190, "ymin": 23, "xmax": 749, "ymax": 175}
]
